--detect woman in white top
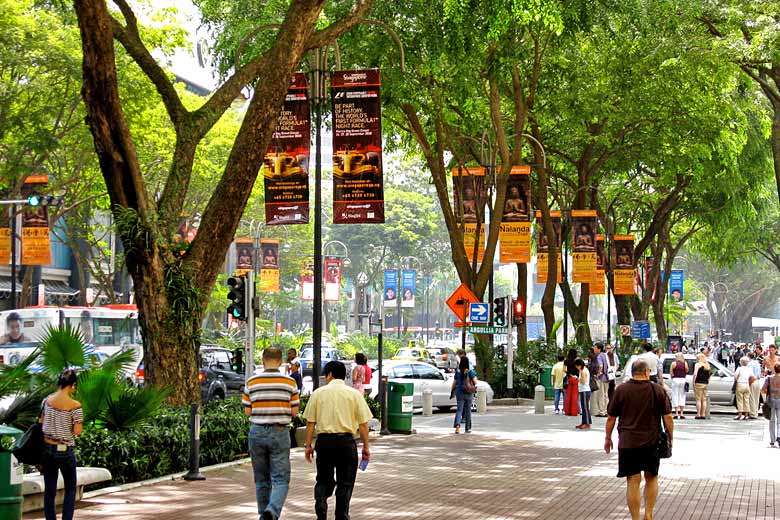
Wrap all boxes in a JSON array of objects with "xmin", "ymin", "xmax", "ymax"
[
  {"xmin": 734, "ymin": 356, "xmax": 755, "ymax": 420},
  {"xmin": 574, "ymin": 358, "xmax": 592, "ymax": 430},
  {"xmin": 41, "ymin": 369, "xmax": 83, "ymax": 520}
]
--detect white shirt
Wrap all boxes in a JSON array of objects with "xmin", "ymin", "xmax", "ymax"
[
  {"xmin": 638, "ymin": 351, "xmax": 659, "ymax": 376},
  {"xmin": 734, "ymin": 366, "xmax": 752, "ymax": 385}
]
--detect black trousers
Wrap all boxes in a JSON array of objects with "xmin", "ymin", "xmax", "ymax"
[{"xmin": 315, "ymin": 434, "xmax": 358, "ymax": 520}]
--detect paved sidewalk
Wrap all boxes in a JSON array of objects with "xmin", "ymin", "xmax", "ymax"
[{"xmin": 26, "ymin": 407, "xmax": 780, "ymax": 519}]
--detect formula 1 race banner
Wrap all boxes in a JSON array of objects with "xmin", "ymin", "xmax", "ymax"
[
  {"xmin": 258, "ymin": 239, "xmax": 280, "ymax": 293},
  {"xmin": 591, "ymin": 235, "xmax": 606, "ymax": 295},
  {"xmin": 263, "ymin": 73, "xmax": 310, "ymax": 225},
  {"xmin": 571, "ymin": 210, "xmax": 598, "ymax": 284},
  {"xmin": 0, "ymin": 208, "xmax": 10, "ymax": 265},
  {"xmin": 401, "ymin": 269, "xmax": 416, "ymax": 308},
  {"xmin": 301, "ymin": 259, "xmax": 315, "ymax": 301},
  {"xmin": 324, "ymin": 258, "xmax": 342, "ymax": 301},
  {"xmin": 536, "ymin": 210, "xmax": 562, "ymax": 284},
  {"xmin": 499, "ymin": 166, "xmax": 532, "ymax": 264},
  {"xmin": 234, "ymin": 238, "xmax": 255, "ymax": 276},
  {"xmin": 383, "ymin": 269, "xmax": 398, "ymax": 308},
  {"xmin": 612, "ymin": 235, "xmax": 636, "ymax": 295},
  {"xmin": 331, "ymin": 70, "xmax": 385, "ymax": 224},
  {"xmin": 21, "ymin": 176, "xmax": 50, "ymax": 265},
  {"xmin": 453, "ymin": 166, "xmax": 486, "ymax": 263}
]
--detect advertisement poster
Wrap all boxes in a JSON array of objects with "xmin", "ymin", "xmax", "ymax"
[
  {"xmin": 669, "ymin": 270, "xmax": 684, "ymax": 300},
  {"xmin": 591, "ymin": 235, "xmax": 606, "ymax": 294},
  {"xmin": 571, "ymin": 210, "xmax": 598, "ymax": 284},
  {"xmin": 453, "ymin": 166, "xmax": 486, "ymax": 263},
  {"xmin": 234, "ymin": 238, "xmax": 255, "ymax": 276},
  {"xmin": 401, "ymin": 269, "xmax": 416, "ymax": 308},
  {"xmin": 0, "ymin": 208, "xmax": 10, "ymax": 265},
  {"xmin": 612, "ymin": 235, "xmax": 636, "ymax": 295},
  {"xmin": 263, "ymin": 73, "xmax": 310, "ymax": 225},
  {"xmin": 301, "ymin": 259, "xmax": 314, "ymax": 301},
  {"xmin": 21, "ymin": 176, "xmax": 50, "ymax": 266},
  {"xmin": 383, "ymin": 269, "xmax": 398, "ymax": 308},
  {"xmin": 324, "ymin": 258, "xmax": 342, "ymax": 301},
  {"xmin": 535, "ymin": 210, "xmax": 562, "ymax": 284},
  {"xmin": 499, "ymin": 166, "xmax": 532, "ymax": 263},
  {"xmin": 331, "ymin": 70, "xmax": 385, "ymax": 224},
  {"xmin": 258, "ymin": 239, "xmax": 280, "ymax": 293}
]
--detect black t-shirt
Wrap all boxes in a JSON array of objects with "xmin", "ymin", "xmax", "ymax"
[{"xmin": 608, "ymin": 380, "xmax": 672, "ymax": 449}]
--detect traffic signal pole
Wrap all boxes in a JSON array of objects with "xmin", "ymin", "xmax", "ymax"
[{"xmin": 246, "ymin": 271, "xmax": 255, "ymax": 380}]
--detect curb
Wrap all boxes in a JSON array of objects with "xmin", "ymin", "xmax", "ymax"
[{"xmin": 489, "ymin": 398, "xmax": 536, "ymax": 406}]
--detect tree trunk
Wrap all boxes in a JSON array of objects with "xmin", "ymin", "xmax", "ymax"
[{"xmin": 770, "ymin": 101, "xmax": 780, "ymax": 206}]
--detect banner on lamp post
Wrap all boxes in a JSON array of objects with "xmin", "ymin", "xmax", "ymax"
[
  {"xmin": 401, "ymin": 269, "xmax": 416, "ymax": 308},
  {"xmin": 331, "ymin": 70, "xmax": 385, "ymax": 224},
  {"xmin": 499, "ymin": 166, "xmax": 532, "ymax": 264},
  {"xmin": 590, "ymin": 235, "xmax": 606, "ymax": 295},
  {"xmin": 324, "ymin": 258, "xmax": 342, "ymax": 301},
  {"xmin": 263, "ymin": 73, "xmax": 310, "ymax": 225},
  {"xmin": 301, "ymin": 259, "xmax": 314, "ymax": 301},
  {"xmin": 0, "ymin": 208, "xmax": 10, "ymax": 265},
  {"xmin": 383, "ymin": 269, "xmax": 398, "ymax": 308},
  {"xmin": 613, "ymin": 235, "xmax": 636, "ymax": 295},
  {"xmin": 259, "ymin": 239, "xmax": 280, "ymax": 293},
  {"xmin": 571, "ymin": 210, "xmax": 598, "ymax": 284},
  {"xmin": 669, "ymin": 269, "xmax": 684, "ymax": 301},
  {"xmin": 535, "ymin": 210, "xmax": 562, "ymax": 284},
  {"xmin": 20, "ymin": 176, "xmax": 51, "ymax": 266},
  {"xmin": 234, "ymin": 238, "xmax": 255, "ymax": 276},
  {"xmin": 453, "ymin": 166, "xmax": 486, "ymax": 264}
]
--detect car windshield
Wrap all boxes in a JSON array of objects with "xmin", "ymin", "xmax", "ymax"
[
  {"xmin": 300, "ymin": 348, "xmax": 314, "ymax": 359},
  {"xmin": 396, "ymin": 349, "xmax": 415, "ymax": 357}
]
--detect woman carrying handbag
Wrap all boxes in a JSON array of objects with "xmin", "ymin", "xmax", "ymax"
[{"xmin": 761, "ymin": 363, "xmax": 780, "ymax": 447}]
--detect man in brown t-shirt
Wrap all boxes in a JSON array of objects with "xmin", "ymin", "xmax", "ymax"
[{"xmin": 605, "ymin": 360, "xmax": 673, "ymax": 520}]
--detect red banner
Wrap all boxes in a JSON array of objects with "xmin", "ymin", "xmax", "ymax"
[
  {"xmin": 263, "ymin": 73, "xmax": 310, "ymax": 225},
  {"xmin": 301, "ymin": 259, "xmax": 314, "ymax": 301},
  {"xmin": 331, "ymin": 70, "xmax": 385, "ymax": 224},
  {"xmin": 234, "ymin": 238, "xmax": 255, "ymax": 276},
  {"xmin": 324, "ymin": 258, "xmax": 342, "ymax": 301}
]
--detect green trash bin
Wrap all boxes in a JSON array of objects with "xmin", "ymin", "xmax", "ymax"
[
  {"xmin": 0, "ymin": 425, "xmax": 24, "ymax": 520},
  {"xmin": 540, "ymin": 366, "xmax": 554, "ymax": 399},
  {"xmin": 387, "ymin": 382, "xmax": 414, "ymax": 434}
]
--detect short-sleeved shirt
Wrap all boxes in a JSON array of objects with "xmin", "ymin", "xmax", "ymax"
[
  {"xmin": 607, "ymin": 379, "xmax": 672, "ymax": 449},
  {"xmin": 638, "ymin": 352, "xmax": 659, "ymax": 376},
  {"xmin": 303, "ymin": 379, "xmax": 373, "ymax": 434},
  {"xmin": 551, "ymin": 362, "xmax": 566, "ymax": 389},
  {"xmin": 42, "ymin": 399, "xmax": 83, "ymax": 446},
  {"xmin": 242, "ymin": 369, "xmax": 300, "ymax": 425},
  {"xmin": 454, "ymin": 369, "xmax": 477, "ymax": 393},
  {"xmin": 596, "ymin": 352, "xmax": 610, "ymax": 381}
]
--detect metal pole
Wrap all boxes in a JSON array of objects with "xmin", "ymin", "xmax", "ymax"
[
  {"xmin": 377, "ymin": 318, "xmax": 390, "ymax": 435},
  {"xmin": 312, "ymin": 52, "xmax": 323, "ymax": 390},
  {"xmin": 396, "ymin": 268, "xmax": 401, "ymax": 339},
  {"xmin": 184, "ymin": 403, "xmax": 205, "ymax": 480},
  {"xmin": 563, "ymin": 235, "xmax": 569, "ymax": 347},
  {"xmin": 607, "ymin": 235, "xmax": 611, "ymax": 345},
  {"xmin": 425, "ymin": 280, "xmax": 430, "ymax": 344},
  {"xmin": 506, "ymin": 296, "xmax": 514, "ymax": 390},
  {"xmin": 10, "ymin": 203, "xmax": 17, "ymax": 309},
  {"xmin": 246, "ymin": 270, "xmax": 255, "ymax": 379}
]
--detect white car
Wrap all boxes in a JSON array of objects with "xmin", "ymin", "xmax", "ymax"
[{"xmin": 369, "ymin": 360, "xmax": 494, "ymax": 410}]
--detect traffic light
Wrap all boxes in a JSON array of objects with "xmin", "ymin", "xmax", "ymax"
[
  {"xmin": 26, "ymin": 194, "xmax": 62, "ymax": 207},
  {"xmin": 493, "ymin": 297, "xmax": 507, "ymax": 327},
  {"xmin": 512, "ymin": 298, "xmax": 526, "ymax": 325},
  {"xmin": 27, "ymin": 194, "xmax": 41, "ymax": 206},
  {"xmin": 227, "ymin": 276, "xmax": 247, "ymax": 321}
]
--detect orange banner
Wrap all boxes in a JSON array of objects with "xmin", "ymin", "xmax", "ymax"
[
  {"xmin": 590, "ymin": 271, "xmax": 606, "ymax": 295},
  {"xmin": 499, "ymin": 166, "xmax": 532, "ymax": 263},
  {"xmin": 571, "ymin": 210, "xmax": 598, "ymax": 283},
  {"xmin": 234, "ymin": 237, "xmax": 255, "ymax": 276},
  {"xmin": 0, "ymin": 210, "xmax": 9, "ymax": 265},
  {"xmin": 258, "ymin": 239, "xmax": 280, "ymax": 293},
  {"xmin": 612, "ymin": 234, "xmax": 635, "ymax": 295},
  {"xmin": 21, "ymin": 226, "xmax": 51, "ymax": 265},
  {"xmin": 463, "ymin": 223, "xmax": 485, "ymax": 264},
  {"xmin": 537, "ymin": 252, "xmax": 563, "ymax": 284},
  {"xmin": 499, "ymin": 222, "xmax": 531, "ymax": 263}
]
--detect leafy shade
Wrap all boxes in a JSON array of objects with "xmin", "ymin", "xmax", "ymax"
[
  {"xmin": 104, "ymin": 386, "xmax": 172, "ymax": 431},
  {"xmin": 38, "ymin": 324, "xmax": 88, "ymax": 375}
]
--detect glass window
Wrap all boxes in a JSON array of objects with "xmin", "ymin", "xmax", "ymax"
[
  {"xmin": 413, "ymin": 363, "xmax": 443, "ymax": 380},
  {"xmin": 392, "ymin": 364, "xmax": 416, "ymax": 379},
  {"xmin": 90, "ymin": 317, "xmax": 138, "ymax": 347}
]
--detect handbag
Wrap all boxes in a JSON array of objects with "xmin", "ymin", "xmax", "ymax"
[
  {"xmin": 12, "ymin": 422, "xmax": 44, "ymax": 465},
  {"xmin": 589, "ymin": 370, "xmax": 599, "ymax": 392},
  {"xmin": 763, "ymin": 377, "xmax": 772, "ymax": 420},
  {"xmin": 650, "ymin": 384, "xmax": 672, "ymax": 459},
  {"xmin": 461, "ymin": 371, "xmax": 476, "ymax": 394}
]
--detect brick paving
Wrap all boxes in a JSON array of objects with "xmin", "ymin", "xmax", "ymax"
[{"xmin": 24, "ymin": 408, "xmax": 780, "ymax": 519}]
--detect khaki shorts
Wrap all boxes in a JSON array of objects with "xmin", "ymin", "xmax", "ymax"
[{"xmin": 694, "ymin": 383, "xmax": 708, "ymax": 401}]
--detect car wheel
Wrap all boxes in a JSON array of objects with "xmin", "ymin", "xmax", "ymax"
[
  {"xmin": 437, "ymin": 406, "xmax": 453, "ymax": 412},
  {"xmin": 212, "ymin": 390, "xmax": 225, "ymax": 401}
]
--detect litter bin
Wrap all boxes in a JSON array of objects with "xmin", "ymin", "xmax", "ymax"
[
  {"xmin": 540, "ymin": 366, "xmax": 554, "ymax": 399},
  {"xmin": 0, "ymin": 425, "xmax": 24, "ymax": 520},
  {"xmin": 387, "ymin": 382, "xmax": 414, "ymax": 434}
]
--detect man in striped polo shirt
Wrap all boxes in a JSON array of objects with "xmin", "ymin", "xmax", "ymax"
[{"xmin": 243, "ymin": 347, "xmax": 300, "ymax": 520}]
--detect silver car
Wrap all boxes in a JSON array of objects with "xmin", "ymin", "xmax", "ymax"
[
  {"xmin": 658, "ymin": 354, "xmax": 736, "ymax": 405},
  {"xmin": 369, "ymin": 360, "xmax": 494, "ymax": 411},
  {"xmin": 426, "ymin": 347, "xmax": 458, "ymax": 371}
]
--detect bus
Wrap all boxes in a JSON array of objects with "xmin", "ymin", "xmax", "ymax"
[{"xmin": 0, "ymin": 305, "xmax": 141, "ymax": 366}]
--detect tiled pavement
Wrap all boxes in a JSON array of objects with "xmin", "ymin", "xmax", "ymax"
[{"xmin": 25, "ymin": 407, "xmax": 780, "ymax": 519}]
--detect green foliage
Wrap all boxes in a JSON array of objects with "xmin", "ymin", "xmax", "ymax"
[
  {"xmin": 490, "ymin": 339, "xmax": 562, "ymax": 398},
  {"xmin": 38, "ymin": 324, "xmax": 88, "ymax": 375},
  {"xmin": 334, "ymin": 333, "xmax": 403, "ymax": 360}
]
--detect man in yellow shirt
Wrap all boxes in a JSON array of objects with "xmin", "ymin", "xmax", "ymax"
[
  {"xmin": 304, "ymin": 360, "xmax": 373, "ymax": 520},
  {"xmin": 551, "ymin": 354, "xmax": 566, "ymax": 415}
]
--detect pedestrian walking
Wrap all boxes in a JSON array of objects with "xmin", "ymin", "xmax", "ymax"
[
  {"xmin": 289, "ymin": 360, "xmax": 303, "ymax": 392},
  {"xmin": 284, "ymin": 347, "xmax": 298, "ymax": 375},
  {"xmin": 670, "ymin": 353, "xmax": 687, "ymax": 419},
  {"xmin": 594, "ymin": 343, "xmax": 610, "ymax": 417},
  {"xmin": 587, "ymin": 347, "xmax": 600, "ymax": 418},
  {"xmin": 41, "ymin": 369, "xmax": 83, "ymax": 520},
  {"xmin": 748, "ymin": 351, "xmax": 762, "ymax": 419},
  {"xmin": 734, "ymin": 356, "xmax": 754, "ymax": 420},
  {"xmin": 692, "ymin": 353, "xmax": 711, "ymax": 419},
  {"xmin": 551, "ymin": 354, "xmax": 566, "ymax": 415},
  {"xmin": 351, "ymin": 353, "xmax": 368, "ymax": 394},
  {"xmin": 606, "ymin": 344, "xmax": 620, "ymax": 400},
  {"xmin": 451, "ymin": 356, "xmax": 478, "ymax": 433},
  {"xmin": 243, "ymin": 347, "xmax": 300, "ymax": 520},
  {"xmin": 605, "ymin": 360, "xmax": 673, "ymax": 520},
  {"xmin": 304, "ymin": 361, "xmax": 373, "ymax": 520},
  {"xmin": 563, "ymin": 348, "xmax": 580, "ymax": 416},
  {"xmin": 762, "ymin": 364, "xmax": 780, "ymax": 446},
  {"xmin": 575, "ymin": 358, "xmax": 592, "ymax": 430},
  {"xmin": 638, "ymin": 344, "xmax": 659, "ymax": 383}
]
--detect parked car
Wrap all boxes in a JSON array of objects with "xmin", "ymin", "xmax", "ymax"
[
  {"xmin": 392, "ymin": 347, "xmax": 436, "ymax": 365},
  {"xmin": 368, "ymin": 360, "xmax": 494, "ymax": 411},
  {"xmin": 426, "ymin": 347, "xmax": 458, "ymax": 371},
  {"xmin": 200, "ymin": 346, "xmax": 245, "ymax": 402},
  {"xmin": 299, "ymin": 344, "xmax": 344, "ymax": 378}
]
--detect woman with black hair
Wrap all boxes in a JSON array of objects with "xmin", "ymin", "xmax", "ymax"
[
  {"xmin": 563, "ymin": 348, "xmax": 580, "ymax": 416},
  {"xmin": 41, "ymin": 369, "xmax": 83, "ymax": 520},
  {"xmin": 352, "ymin": 353, "xmax": 368, "ymax": 394},
  {"xmin": 451, "ymin": 355, "xmax": 478, "ymax": 434}
]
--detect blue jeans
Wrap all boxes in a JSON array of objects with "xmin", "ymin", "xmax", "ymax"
[
  {"xmin": 454, "ymin": 391, "xmax": 474, "ymax": 430},
  {"xmin": 249, "ymin": 424, "xmax": 291, "ymax": 518},
  {"xmin": 579, "ymin": 391, "xmax": 592, "ymax": 425},
  {"xmin": 553, "ymin": 389, "xmax": 564, "ymax": 412},
  {"xmin": 43, "ymin": 444, "xmax": 77, "ymax": 520}
]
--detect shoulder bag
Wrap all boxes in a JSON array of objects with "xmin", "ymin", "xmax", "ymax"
[
  {"xmin": 763, "ymin": 377, "xmax": 772, "ymax": 420},
  {"xmin": 12, "ymin": 401, "xmax": 46, "ymax": 466},
  {"xmin": 461, "ymin": 371, "xmax": 476, "ymax": 394},
  {"xmin": 589, "ymin": 370, "xmax": 599, "ymax": 392},
  {"xmin": 650, "ymin": 384, "xmax": 672, "ymax": 459}
]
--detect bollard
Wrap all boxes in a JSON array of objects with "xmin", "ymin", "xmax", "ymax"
[
  {"xmin": 534, "ymin": 385, "xmax": 546, "ymax": 414},
  {"xmin": 705, "ymin": 394, "xmax": 711, "ymax": 419},
  {"xmin": 422, "ymin": 386, "xmax": 433, "ymax": 417},
  {"xmin": 476, "ymin": 388, "xmax": 487, "ymax": 414},
  {"xmin": 184, "ymin": 404, "xmax": 205, "ymax": 481}
]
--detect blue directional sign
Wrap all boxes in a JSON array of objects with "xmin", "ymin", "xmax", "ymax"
[
  {"xmin": 631, "ymin": 321, "xmax": 651, "ymax": 339},
  {"xmin": 468, "ymin": 302, "xmax": 490, "ymax": 324}
]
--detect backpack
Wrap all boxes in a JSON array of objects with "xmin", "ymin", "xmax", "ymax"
[{"xmin": 363, "ymin": 365, "xmax": 372, "ymax": 384}]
